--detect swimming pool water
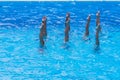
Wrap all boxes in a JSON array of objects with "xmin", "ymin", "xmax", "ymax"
[{"xmin": 0, "ymin": 1, "xmax": 120, "ymax": 80}]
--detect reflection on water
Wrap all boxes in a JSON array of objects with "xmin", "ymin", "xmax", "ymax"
[
  {"xmin": 94, "ymin": 46, "xmax": 101, "ymax": 54},
  {"xmin": 62, "ymin": 42, "xmax": 70, "ymax": 50}
]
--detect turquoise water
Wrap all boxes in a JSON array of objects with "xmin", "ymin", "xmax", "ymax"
[{"xmin": 0, "ymin": 1, "xmax": 120, "ymax": 80}]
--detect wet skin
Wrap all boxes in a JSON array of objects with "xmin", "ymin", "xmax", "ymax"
[
  {"xmin": 39, "ymin": 22, "xmax": 45, "ymax": 47},
  {"xmin": 84, "ymin": 15, "xmax": 91, "ymax": 39},
  {"xmin": 96, "ymin": 11, "xmax": 101, "ymax": 32},
  {"xmin": 64, "ymin": 13, "xmax": 70, "ymax": 42},
  {"xmin": 95, "ymin": 24, "xmax": 101, "ymax": 47},
  {"xmin": 42, "ymin": 16, "xmax": 47, "ymax": 37}
]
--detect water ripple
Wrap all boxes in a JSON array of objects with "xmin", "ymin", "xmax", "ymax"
[{"xmin": 0, "ymin": 1, "xmax": 120, "ymax": 79}]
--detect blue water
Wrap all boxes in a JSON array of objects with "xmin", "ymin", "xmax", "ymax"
[{"xmin": 0, "ymin": 1, "xmax": 120, "ymax": 80}]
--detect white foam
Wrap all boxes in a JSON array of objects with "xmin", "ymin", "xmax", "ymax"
[
  {"xmin": 0, "ymin": 23, "xmax": 18, "ymax": 28},
  {"xmin": 2, "ymin": 18, "xmax": 16, "ymax": 21},
  {"xmin": 56, "ymin": 21, "xmax": 61, "ymax": 24},
  {"xmin": 104, "ymin": 10, "xmax": 109, "ymax": 13},
  {"xmin": 57, "ymin": 16, "xmax": 64, "ymax": 19}
]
